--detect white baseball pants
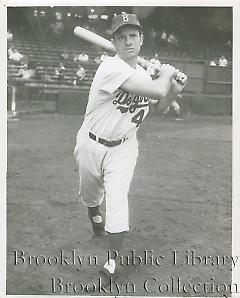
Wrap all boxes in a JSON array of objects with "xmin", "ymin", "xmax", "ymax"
[{"xmin": 74, "ymin": 127, "xmax": 138, "ymax": 233}]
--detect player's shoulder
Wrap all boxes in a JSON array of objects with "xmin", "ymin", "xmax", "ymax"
[
  {"xmin": 101, "ymin": 55, "xmax": 130, "ymax": 67},
  {"xmin": 97, "ymin": 55, "xmax": 133, "ymax": 74}
]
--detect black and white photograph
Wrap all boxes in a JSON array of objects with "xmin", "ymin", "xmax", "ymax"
[{"xmin": 1, "ymin": 1, "xmax": 240, "ymax": 297}]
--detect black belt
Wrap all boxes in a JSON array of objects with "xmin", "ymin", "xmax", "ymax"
[{"xmin": 89, "ymin": 132, "xmax": 127, "ymax": 147}]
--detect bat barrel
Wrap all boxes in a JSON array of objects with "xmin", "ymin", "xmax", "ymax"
[{"xmin": 74, "ymin": 26, "xmax": 115, "ymax": 52}]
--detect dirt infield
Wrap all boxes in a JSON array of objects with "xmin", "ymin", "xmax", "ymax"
[{"xmin": 7, "ymin": 113, "xmax": 232, "ymax": 296}]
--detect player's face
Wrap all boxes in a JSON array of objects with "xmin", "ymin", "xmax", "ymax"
[{"xmin": 112, "ymin": 26, "xmax": 143, "ymax": 63}]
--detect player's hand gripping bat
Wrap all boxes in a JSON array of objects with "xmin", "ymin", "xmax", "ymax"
[{"xmin": 74, "ymin": 26, "xmax": 187, "ymax": 86}]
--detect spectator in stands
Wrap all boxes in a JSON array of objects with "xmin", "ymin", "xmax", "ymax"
[
  {"xmin": 34, "ymin": 63, "xmax": 44, "ymax": 80},
  {"xmin": 94, "ymin": 55, "xmax": 102, "ymax": 65},
  {"xmin": 167, "ymin": 32, "xmax": 178, "ymax": 46},
  {"xmin": 78, "ymin": 52, "xmax": 89, "ymax": 63},
  {"xmin": 161, "ymin": 30, "xmax": 167, "ymax": 41},
  {"xmin": 50, "ymin": 21, "xmax": 64, "ymax": 37},
  {"xmin": 8, "ymin": 45, "xmax": 14, "ymax": 57},
  {"xmin": 70, "ymin": 52, "xmax": 79, "ymax": 65},
  {"xmin": 100, "ymin": 52, "xmax": 109, "ymax": 62},
  {"xmin": 61, "ymin": 48, "xmax": 70, "ymax": 63},
  {"xmin": 7, "ymin": 29, "xmax": 13, "ymax": 42},
  {"xmin": 8, "ymin": 46, "xmax": 24, "ymax": 63},
  {"xmin": 159, "ymin": 30, "xmax": 168, "ymax": 47},
  {"xmin": 73, "ymin": 65, "xmax": 87, "ymax": 86},
  {"xmin": 209, "ymin": 59, "xmax": 217, "ymax": 66},
  {"xmin": 17, "ymin": 63, "xmax": 34, "ymax": 80},
  {"xmin": 55, "ymin": 62, "xmax": 66, "ymax": 83},
  {"xmin": 218, "ymin": 55, "xmax": 228, "ymax": 67}
]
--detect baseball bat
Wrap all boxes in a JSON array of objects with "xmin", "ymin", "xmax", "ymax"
[{"xmin": 74, "ymin": 26, "xmax": 115, "ymax": 52}]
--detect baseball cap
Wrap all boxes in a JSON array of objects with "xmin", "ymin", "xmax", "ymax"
[{"xmin": 111, "ymin": 12, "xmax": 142, "ymax": 35}]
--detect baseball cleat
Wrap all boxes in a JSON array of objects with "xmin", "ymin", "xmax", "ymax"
[
  {"xmin": 86, "ymin": 266, "xmax": 117, "ymax": 292},
  {"xmin": 99, "ymin": 266, "xmax": 117, "ymax": 286}
]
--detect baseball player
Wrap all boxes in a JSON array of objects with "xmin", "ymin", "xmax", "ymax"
[{"xmin": 74, "ymin": 12, "xmax": 187, "ymax": 285}]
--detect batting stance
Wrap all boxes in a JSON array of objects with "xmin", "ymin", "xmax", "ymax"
[{"xmin": 74, "ymin": 12, "xmax": 187, "ymax": 283}]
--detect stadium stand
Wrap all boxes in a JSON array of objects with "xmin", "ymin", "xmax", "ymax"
[{"xmin": 7, "ymin": 24, "xmax": 232, "ymax": 116}]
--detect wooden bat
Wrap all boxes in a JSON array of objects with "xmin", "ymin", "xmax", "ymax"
[{"xmin": 74, "ymin": 26, "xmax": 115, "ymax": 52}]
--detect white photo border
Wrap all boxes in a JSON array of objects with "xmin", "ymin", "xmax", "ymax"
[{"xmin": 1, "ymin": 1, "xmax": 239, "ymax": 298}]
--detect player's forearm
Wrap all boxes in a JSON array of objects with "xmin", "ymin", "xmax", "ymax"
[
  {"xmin": 121, "ymin": 72, "xmax": 173, "ymax": 100},
  {"xmin": 140, "ymin": 77, "xmax": 172, "ymax": 99},
  {"xmin": 152, "ymin": 74, "xmax": 173, "ymax": 99}
]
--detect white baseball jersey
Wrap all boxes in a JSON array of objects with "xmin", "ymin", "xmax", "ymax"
[{"xmin": 82, "ymin": 55, "xmax": 152, "ymax": 140}]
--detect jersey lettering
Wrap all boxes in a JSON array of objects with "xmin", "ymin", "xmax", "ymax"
[
  {"xmin": 113, "ymin": 91, "xmax": 149, "ymax": 114},
  {"xmin": 131, "ymin": 109, "xmax": 145, "ymax": 127},
  {"xmin": 112, "ymin": 91, "xmax": 149, "ymax": 128}
]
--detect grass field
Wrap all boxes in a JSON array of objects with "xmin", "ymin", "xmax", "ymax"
[{"xmin": 7, "ymin": 113, "xmax": 232, "ymax": 296}]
